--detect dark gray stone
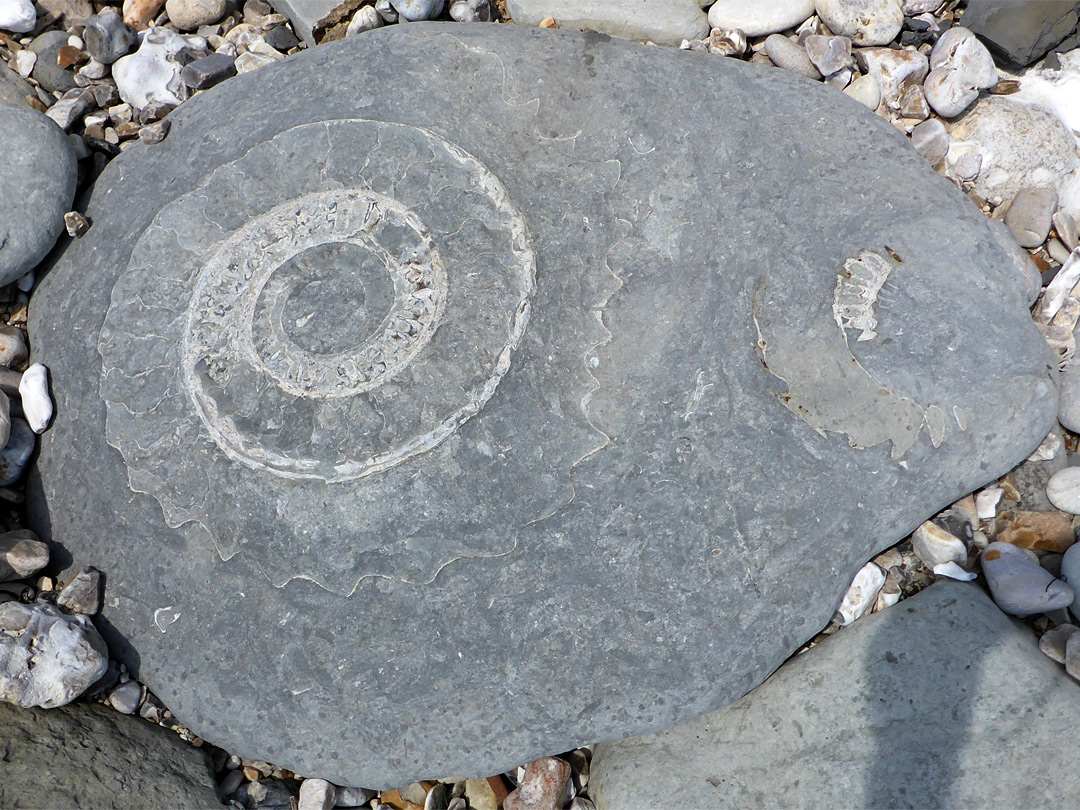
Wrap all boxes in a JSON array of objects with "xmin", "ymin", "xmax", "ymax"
[
  {"xmin": 0, "ymin": 63, "xmax": 36, "ymax": 108},
  {"xmin": 180, "ymin": 51, "xmax": 237, "ymax": 89},
  {"xmin": 590, "ymin": 582, "xmax": 1080, "ymax": 809},
  {"xmin": 0, "ymin": 699, "xmax": 221, "ymax": 809},
  {"xmin": 83, "ymin": 8, "xmax": 138, "ymax": 66},
  {"xmin": 0, "ymin": 102, "xmax": 78, "ymax": 286},
  {"xmin": 267, "ymin": 0, "xmax": 337, "ymax": 45},
  {"xmin": 961, "ymin": 0, "xmax": 1080, "ymax": 66},
  {"xmin": 28, "ymin": 30, "xmax": 78, "ymax": 94},
  {"xmin": 263, "ymin": 23, "xmax": 300, "ymax": 51},
  {"xmin": 28, "ymin": 23, "xmax": 1056, "ymax": 787}
]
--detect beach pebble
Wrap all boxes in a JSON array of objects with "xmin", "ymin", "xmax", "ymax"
[
  {"xmin": 912, "ymin": 521, "xmax": 967, "ymax": 567},
  {"xmin": 923, "ymin": 68, "xmax": 976, "ymax": 118},
  {"xmin": 18, "ymin": 363, "xmax": 52, "ymax": 434},
  {"xmin": 1039, "ymin": 623, "xmax": 1078, "ymax": 663},
  {"xmin": 165, "ymin": 0, "xmax": 225, "ymax": 29},
  {"xmin": 932, "ymin": 561, "xmax": 977, "ymax": 581},
  {"xmin": 504, "ymin": 757, "xmax": 571, "ymax": 810},
  {"xmin": 835, "ymin": 562, "xmax": 886, "ymax": 625},
  {"xmin": 997, "ymin": 509, "xmax": 1075, "ymax": 553},
  {"xmin": 803, "ymin": 34, "xmax": 852, "ymax": 76},
  {"xmin": 335, "ymin": 786, "xmax": 377, "ymax": 806},
  {"xmin": 0, "ymin": 529, "xmax": 48, "ymax": 583},
  {"xmin": 1067, "ymin": 632, "xmax": 1080, "ymax": 680},
  {"xmin": 981, "ymin": 541, "xmax": 1073, "ymax": 615},
  {"xmin": 298, "ymin": 778, "xmax": 336, "ymax": 810},
  {"xmin": 1047, "ymin": 467, "xmax": 1080, "ymax": 515},
  {"xmin": 843, "ymin": 73, "xmax": 880, "ymax": 109},
  {"xmin": 56, "ymin": 567, "xmax": 103, "ymax": 615},
  {"xmin": 814, "ymin": 0, "xmax": 903, "ymax": 46},
  {"xmin": 1005, "ymin": 186, "xmax": 1058, "ymax": 248},
  {"xmin": 112, "ymin": 27, "xmax": 194, "ymax": 109},
  {"xmin": 374, "ymin": 0, "xmax": 397, "ymax": 22},
  {"xmin": 45, "ymin": 92, "xmax": 92, "ymax": 132},
  {"xmin": 28, "ymin": 31, "xmax": 78, "ymax": 94},
  {"xmin": 854, "ymin": 46, "xmax": 928, "ymax": 109},
  {"xmin": 1060, "ymin": 542, "xmax": 1080, "ymax": 619},
  {"xmin": 450, "ymin": 0, "xmax": 492, "ymax": 22},
  {"xmin": 0, "ymin": 601, "xmax": 109, "ymax": 708},
  {"xmin": 180, "ymin": 51, "xmax": 235, "ymax": 88},
  {"xmin": 0, "ymin": 327, "xmax": 26, "ymax": 371},
  {"xmin": 707, "ymin": 0, "xmax": 814, "ymax": 37},
  {"xmin": 930, "ymin": 26, "xmax": 996, "ymax": 85},
  {"xmin": 953, "ymin": 150, "xmax": 982, "ymax": 181},
  {"xmin": 0, "ymin": 419, "xmax": 35, "ymax": 487},
  {"xmin": 763, "ymin": 34, "xmax": 820, "ymax": 79},
  {"xmin": 975, "ymin": 486, "xmax": 1002, "ymax": 520},
  {"xmin": 346, "ymin": 5, "xmax": 382, "ymax": 35},
  {"xmin": 83, "ymin": 8, "xmax": 137, "ymax": 64},
  {"xmin": 390, "ymin": 0, "xmax": 444, "ymax": 21},
  {"xmin": 898, "ymin": 83, "xmax": 929, "ymax": 119},
  {"xmin": 107, "ymin": 679, "xmax": 143, "ymax": 713},
  {"xmin": 0, "ymin": 0, "xmax": 35, "ymax": 32},
  {"xmin": 1060, "ymin": 366, "xmax": 1080, "ymax": 434}
]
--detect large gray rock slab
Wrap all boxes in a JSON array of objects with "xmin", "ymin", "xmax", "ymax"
[
  {"xmin": 27, "ymin": 23, "xmax": 1056, "ymax": 787},
  {"xmin": 506, "ymin": 0, "xmax": 709, "ymax": 45},
  {"xmin": 591, "ymin": 582, "xmax": 1080, "ymax": 809},
  {"xmin": 961, "ymin": 0, "xmax": 1080, "ymax": 66},
  {"xmin": 0, "ymin": 699, "xmax": 220, "ymax": 809},
  {"xmin": 0, "ymin": 101, "xmax": 78, "ymax": 286}
]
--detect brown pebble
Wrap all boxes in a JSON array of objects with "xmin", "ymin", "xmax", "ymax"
[
  {"xmin": 242, "ymin": 765, "xmax": 261, "ymax": 781},
  {"xmin": 139, "ymin": 118, "xmax": 170, "ymax": 144},
  {"xmin": 504, "ymin": 757, "xmax": 570, "ymax": 810},
  {"xmin": 989, "ymin": 79, "xmax": 1021, "ymax": 95},
  {"xmin": 997, "ymin": 510, "xmax": 1076, "ymax": 552},
  {"xmin": 57, "ymin": 45, "xmax": 86, "ymax": 69},
  {"xmin": 539, "ymin": 15, "xmax": 557, "ymax": 28},
  {"xmin": 64, "ymin": 211, "xmax": 90, "ymax": 238}
]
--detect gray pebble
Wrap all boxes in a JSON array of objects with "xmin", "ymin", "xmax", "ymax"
[
  {"xmin": 923, "ymin": 67, "xmax": 979, "ymax": 118},
  {"xmin": 83, "ymin": 8, "xmax": 137, "ymax": 65},
  {"xmin": 449, "ymin": 0, "xmax": 492, "ymax": 21},
  {"xmin": 180, "ymin": 51, "xmax": 236, "ymax": 90},
  {"xmin": 981, "ymin": 541, "xmax": 1074, "ymax": 616},
  {"xmin": 107, "ymin": 679, "xmax": 143, "ymax": 714},
  {"xmin": 953, "ymin": 150, "xmax": 982, "ymax": 181},
  {"xmin": 815, "ymin": 0, "xmax": 903, "ymax": 46},
  {"xmin": 336, "ymin": 786, "xmax": 377, "ymax": 806},
  {"xmin": 1005, "ymin": 186, "xmax": 1058, "ymax": 248},
  {"xmin": 0, "ymin": 528, "xmax": 48, "ymax": 583},
  {"xmin": 264, "ymin": 25, "xmax": 299, "ymax": 51},
  {"xmin": 1067, "ymin": 631, "xmax": 1080, "ymax": 680},
  {"xmin": 1060, "ymin": 542, "xmax": 1080, "ymax": 621},
  {"xmin": 0, "ymin": 326, "xmax": 27, "ymax": 370},
  {"xmin": 28, "ymin": 31, "xmax": 77, "ymax": 94},
  {"xmin": 390, "ymin": 0, "xmax": 444, "ymax": 21},
  {"xmin": 0, "ymin": 419, "xmax": 35, "ymax": 487},
  {"xmin": 909, "ymin": 118, "xmax": 947, "ymax": 165},
  {"xmin": 57, "ymin": 567, "xmax": 103, "ymax": 615},
  {"xmin": 1039, "ymin": 623, "xmax": 1077, "ymax": 664},
  {"xmin": 803, "ymin": 34, "xmax": 852, "ymax": 76},
  {"xmin": 374, "ymin": 0, "xmax": 397, "ymax": 22},
  {"xmin": 218, "ymin": 768, "xmax": 244, "ymax": 798},
  {"xmin": 763, "ymin": 34, "xmax": 820, "ymax": 80}
]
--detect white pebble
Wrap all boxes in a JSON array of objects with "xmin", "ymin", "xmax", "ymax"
[
  {"xmin": 18, "ymin": 363, "xmax": 53, "ymax": 434},
  {"xmin": 835, "ymin": 561, "xmax": 885, "ymax": 626},
  {"xmin": 975, "ymin": 486, "xmax": 1002, "ymax": 520},
  {"xmin": 14, "ymin": 49, "xmax": 35, "ymax": 77},
  {"xmin": 346, "ymin": 5, "xmax": 382, "ymax": 35},
  {"xmin": 1046, "ymin": 467, "xmax": 1080, "ymax": 515},
  {"xmin": 298, "ymin": 778, "xmax": 337, "ymax": 810},
  {"xmin": 911, "ymin": 520, "xmax": 966, "ymax": 567},
  {"xmin": 932, "ymin": 561, "xmax": 977, "ymax": 581},
  {"xmin": 0, "ymin": 0, "xmax": 36, "ymax": 33},
  {"xmin": 67, "ymin": 34, "xmax": 84, "ymax": 49}
]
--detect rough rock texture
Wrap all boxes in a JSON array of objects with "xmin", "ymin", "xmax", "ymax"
[
  {"xmin": 0, "ymin": 63, "xmax": 36, "ymax": 107},
  {"xmin": 0, "ymin": 102, "xmax": 78, "ymax": 286},
  {"xmin": 590, "ymin": 582, "xmax": 1080, "ymax": 809},
  {"xmin": 0, "ymin": 699, "xmax": 221, "ymax": 809},
  {"xmin": 505, "ymin": 0, "xmax": 709, "ymax": 46},
  {"xmin": 28, "ymin": 24, "xmax": 1056, "ymax": 787},
  {"xmin": 961, "ymin": 0, "xmax": 1080, "ymax": 66}
]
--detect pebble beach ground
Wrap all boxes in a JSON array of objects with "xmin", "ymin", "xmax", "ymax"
[{"xmin": 3, "ymin": 0, "xmax": 1080, "ymax": 808}]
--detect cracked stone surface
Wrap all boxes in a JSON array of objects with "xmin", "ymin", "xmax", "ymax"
[{"xmin": 28, "ymin": 23, "xmax": 1056, "ymax": 787}]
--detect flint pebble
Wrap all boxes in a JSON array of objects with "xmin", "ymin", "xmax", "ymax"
[
  {"xmin": 1060, "ymin": 543, "xmax": 1080, "ymax": 621},
  {"xmin": 112, "ymin": 27, "xmax": 194, "ymax": 110},
  {"xmin": 336, "ymin": 786, "xmax": 377, "ymax": 807},
  {"xmin": 346, "ymin": 5, "xmax": 382, "ymax": 35},
  {"xmin": 390, "ymin": 0, "xmax": 444, "ymax": 21},
  {"xmin": 707, "ymin": 0, "xmax": 814, "ymax": 37},
  {"xmin": 930, "ymin": 26, "xmax": 996, "ymax": 86},
  {"xmin": 803, "ymin": 34, "xmax": 852, "ymax": 76},
  {"xmin": 0, "ymin": 601, "xmax": 109, "ymax": 708},
  {"xmin": 504, "ymin": 757, "xmax": 571, "ymax": 810},
  {"xmin": 28, "ymin": 31, "xmax": 78, "ymax": 94},
  {"xmin": 854, "ymin": 46, "xmax": 928, "ymax": 109},
  {"xmin": 815, "ymin": 0, "xmax": 903, "ymax": 46},
  {"xmin": 450, "ymin": 0, "xmax": 492, "ymax": 22},
  {"xmin": 932, "ymin": 561, "xmax": 977, "ymax": 581},
  {"xmin": 57, "ymin": 567, "xmax": 102, "ymax": 615},
  {"xmin": 912, "ymin": 521, "xmax": 967, "ymax": 567},
  {"xmin": 0, "ymin": 419, "xmax": 35, "ymax": 487},
  {"xmin": 18, "ymin": 363, "xmax": 52, "ymax": 434},
  {"xmin": 375, "ymin": 0, "xmax": 397, "ymax": 22},
  {"xmin": 180, "ymin": 51, "xmax": 235, "ymax": 88},
  {"xmin": 910, "ymin": 118, "xmax": 946, "ymax": 164},
  {"xmin": 0, "ymin": 529, "xmax": 48, "ymax": 583},
  {"xmin": 1039, "ymin": 623, "xmax": 1078, "ymax": 664},
  {"xmin": 1046, "ymin": 467, "xmax": 1080, "ymax": 515},
  {"xmin": 835, "ymin": 562, "xmax": 886, "ymax": 625},
  {"xmin": 83, "ymin": 8, "xmax": 137, "ymax": 64},
  {"xmin": 763, "ymin": 34, "xmax": 820, "ymax": 80},
  {"xmin": 298, "ymin": 778, "xmax": 336, "ymax": 810},
  {"xmin": 0, "ymin": 0, "xmax": 36, "ymax": 32},
  {"xmin": 981, "ymin": 541, "xmax": 1073, "ymax": 616},
  {"xmin": 1005, "ymin": 187, "xmax": 1058, "ymax": 249},
  {"xmin": 108, "ymin": 679, "xmax": 143, "ymax": 713},
  {"xmin": 165, "ymin": 0, "xmax": 225, "ymax": 30},
  {"xmin": 843, "ymin": 73, "xmax": 880, "ymax": 109}
]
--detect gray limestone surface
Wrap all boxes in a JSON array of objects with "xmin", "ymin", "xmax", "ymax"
[
  {"xmin": 0, "ymin": 699, "xmax": 221, "ymax": 809},
  {"xmin": 28, "ymin": 23, "xmax": 1056, "ymax": 787},
  {"xmin": 0, "ymin": 102, "xmax": 78, "ymax": 286},
  {"xmin": 590, "ymin": 582, "xmax": 1080, "ymax": 810},
  {"xmin": 961, "ymin": 0, "xmax": 1080, "ymax": 66}
]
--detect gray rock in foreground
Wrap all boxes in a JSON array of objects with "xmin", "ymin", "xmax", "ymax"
[
  {"xmin": 591, "ymin": 582, "xmax": 1080, "ymax": 810},
  {"xmin": 0, "ymin": 102, "xmax": 77, "ymax": 285},
  {"xmin": 961, "ymin": 0, "xmax": 1080, "ymax": 66},
  {"xmin": 28, "ymin": 23, "xmax": 1055, "ymax": 787},
  {"xmin": 0, "ymin": 699, "xmax": 220, "ymax": 809}
]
